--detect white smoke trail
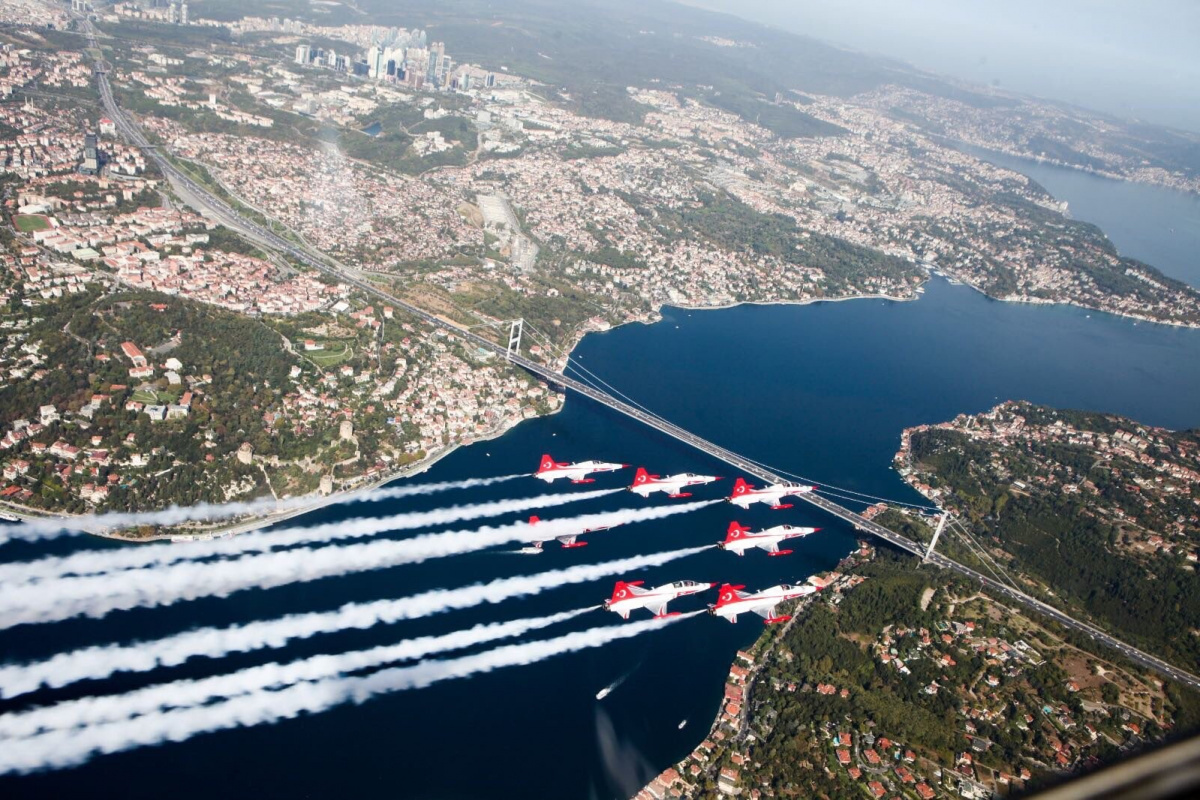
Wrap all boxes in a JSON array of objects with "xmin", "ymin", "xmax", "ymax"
[
  {"xmin": 0, "ymin": 501, "xmax": 717, "ymax": 629},
  {"xmin": 0, "ymin": 545, "xmax": 711, "ymax": 698},
  {"xmin": 0, "ymin": 490, "xmax": 614, "ymax": 586},
  {"xmin": 0, "ymin": 474, "xmax": 525, "ymax": 545},
  {"xmin": 0, "ymin": 608, "xmax": 592, "ymax": 739},
  {"xmin": 0, "ymin": 614, "xmax": 693, "ymax": 775}
]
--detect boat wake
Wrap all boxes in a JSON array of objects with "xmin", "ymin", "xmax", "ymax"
[{"xmin": 595, "ymin": 661, "xmax": 642, "ymax": 700}]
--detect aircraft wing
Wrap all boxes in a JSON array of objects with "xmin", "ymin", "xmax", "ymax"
[
  {"xmin": 556, "ymin": 534, "xmax": 578, "ymax": 546},
  {"xmin": 645, "ymin": 599, "xmax": 670, "ymax": 617},
  {"xmin": 760, "ymin": 539, "xmax": 780, "ymax": 554},
  {"xmin": 751, "ymin": 601, "xmax": 779, "ymax": 620}
]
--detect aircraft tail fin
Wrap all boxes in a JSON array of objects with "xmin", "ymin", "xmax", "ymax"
[
  {"xmin": 610, "ymin": 580, "xmax": 647, "ymax": 603},
  {"xmin": 724, "ymin": 521, "xmax": 751, "ymax": 543},
  {"xmin": 714, "ymin": 583, "xmax": 747, "ymax": 608}
]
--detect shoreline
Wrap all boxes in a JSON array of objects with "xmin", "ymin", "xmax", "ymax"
[
  {"xmin": 0, "ymin": 413, "xmax": 520, "ymax": 544},
  {"xmin": 955, "ymin": 141, "xmax": 1200, "ymax": 199},
  {"xmin": 8, "ymin": 271, "xmax": 1196, "ymax": 545}
]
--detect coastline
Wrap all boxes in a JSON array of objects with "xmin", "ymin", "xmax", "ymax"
[
  {"xmin": 950, "ymin": 140, "xmax": 1200, "ymax": 198},
  {"xmin": 8, "ymin": 270, "xmax": 1197, "ymax": 545},
  {"xmin": 0, "ymin": 411, "xmax": 519, "ymax": 544},
  {"xmin": 634, "ymin": 568, "xmax": 866, "ymax": 800}
]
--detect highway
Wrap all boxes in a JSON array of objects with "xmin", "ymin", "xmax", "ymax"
[{"xmin": 82, "ymin": 22, "xmax": 1200, "ymax": 692}]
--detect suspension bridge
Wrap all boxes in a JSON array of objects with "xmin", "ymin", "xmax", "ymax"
[{"xmin": 79, "ymin": 19, "xmax": 1200, "ymax": 692}]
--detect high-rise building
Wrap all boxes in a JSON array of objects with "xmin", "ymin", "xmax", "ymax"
[
  {"xmin": 294, "ymin": 44, "xmax": 311, "ymax": 65},
  {"xmin": 367, "ymin": 45, "xmax": 381, "ymax": 78},
  {"xmin": 180, "ymin": 3, "xmax": 188, "ymax": 24},
  {"xmin": 485, "ymin": 72, "xmax": 496, "ymax": 88},
  {"xmin": 81, "ymin": 132, "xmax": 99, "ymax": 174},
  {"xmin": 426, "ymin": 41, "xmax": 445, "ymax": 86}
]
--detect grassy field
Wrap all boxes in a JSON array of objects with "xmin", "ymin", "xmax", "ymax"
[
  {"xmin": 13, "ymin": 215, "xmax": 51, "ymax": 233},
  {"xmin": 306, "ymin": 343, "xmax": 351, "ymax": 367},
  {"xmin": 131, "ymin": 389, "xmax": 160, "ymax": 404}
]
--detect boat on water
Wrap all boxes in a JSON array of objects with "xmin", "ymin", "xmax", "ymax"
[
  {"xmin": 596, "ymin": 686, "xmax": 612, "ymax": 700},
  {"xmin": 677, "ymin": 720, "xmax": 687, "ymax": 730}
]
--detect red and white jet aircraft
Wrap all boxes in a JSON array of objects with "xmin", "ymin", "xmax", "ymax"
[
  {"xmin": 518, "ymin": 515, "xmax": 616, "ymax": 551},
  {"xmin": 719, "ymin": 521, "xmax": 821, "ymax": 557},
  {"xmin": 728, "ymin": 477, "xmax": 817, "ymax": 510},
  {"xmin": 629, "ymin": 467, "xmax": 722, "ymax": 498},
  {"xmin": 709, "ymin": 582, "xmax": 820, "ymax": 624},
  {"xmin": 534, "ymin": 454, "xmax": 628, "ymax": 484},
  {"xmin": 603, "ymin": 579, "xmax": 714, "ymax": 620}
]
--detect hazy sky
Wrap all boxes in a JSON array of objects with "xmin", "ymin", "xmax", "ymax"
[{"xmin": 687, "ymin": 0, "xmax": 1200, "ymax": 132}]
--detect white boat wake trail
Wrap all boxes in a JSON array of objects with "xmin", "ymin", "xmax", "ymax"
[
  {"xmin": 0, "ymin": 614, "xmax": 697, "ymax": 775},
  {"xmin": 0, "ymin": 473, "xmax": 525, "ymax": 545},
  {"xmin": 0, "ymin": 500, "xmax": 717, "ymax": 629},
  {"xmin": 596, "ymin": 660, "xmax": 643, "ymax": 700},
  {"xmin": 0, "ymin": 489, "xmax": 615, "ymax": 586},
  {"xmin": 0, "ymin": 545, "xmax": 711, "ymax": 698}
]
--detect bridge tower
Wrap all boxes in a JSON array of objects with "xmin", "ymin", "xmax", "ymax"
[
  {"xmin": 924, "ymin": 512, "xmax": 949, "ymax": 562},
  {"xmin": 506, "ymin": 318, "xmax": 524, "ymax": 362}
]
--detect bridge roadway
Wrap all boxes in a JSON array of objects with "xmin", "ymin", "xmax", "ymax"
[{"xmin": 83, "ymin": 28, "xmax": 1200, "ymax": 692}]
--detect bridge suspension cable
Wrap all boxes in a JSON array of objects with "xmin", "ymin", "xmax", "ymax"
[
  {"xmin": 946, "ymin": 519, "xmax": 1022, "ymax": 592},
  {"xmin": 952, "ymin": 519, "xmax": 1022, "ymax": 592},
  {"xmin": 811, "ymin": 485, "xmax": 938, "ymax": 513},
  {"xmin": 519, "ymin": 321, "xmax": 941, "ymax": 513}
]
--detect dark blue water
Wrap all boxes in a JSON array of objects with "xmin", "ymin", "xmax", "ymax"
[
  {"xmin": 3, "ymin": 278, "xmax": 1200, "ymax": 798},
  {"xmin": 362, "ymin": 121, "xmax": 383, "ymax": 137},
  {"xmin": 966, "ymin": 146, "xmax": 1200, "ymax": 289}
]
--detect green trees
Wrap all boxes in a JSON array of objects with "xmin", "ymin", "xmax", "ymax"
[
  {"xmin": 908, "ymin": 419, "xmax": 1200, "ymax": 670},
  {"xmin": 657, "ymin": 193, "xmax": 920, "ymax": 293}
]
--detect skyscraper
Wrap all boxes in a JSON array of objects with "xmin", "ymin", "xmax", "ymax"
[
  {"xmin": 294, "ymin": 45, "xmax": 311, "ymax": 65},
  {"xmin": 81, "ymin": 133, "xmax": 99, "ymax": 174}
]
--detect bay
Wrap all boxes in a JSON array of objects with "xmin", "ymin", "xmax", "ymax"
[
  {"xmin": 3, "ymin": 278, "xmax": 1199, "ymax": 798},
  {"xmin": 966, "ymin": 145, "xmax": 1200, "ymax": 289}
]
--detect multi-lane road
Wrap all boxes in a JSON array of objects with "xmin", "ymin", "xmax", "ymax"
[{"xmin": 82, "ymin": 21, "xmax": 1200, "ymax": 692}]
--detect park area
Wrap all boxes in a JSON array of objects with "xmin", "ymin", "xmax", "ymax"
[{"xmin": 13, "ymin": 214, "xmax": 51, "ymax": 233}]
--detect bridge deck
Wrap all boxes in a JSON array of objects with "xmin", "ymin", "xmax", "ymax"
[{"xmin": 83, "ymin": 28, "xmax": 1200, "ymax": 692}]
